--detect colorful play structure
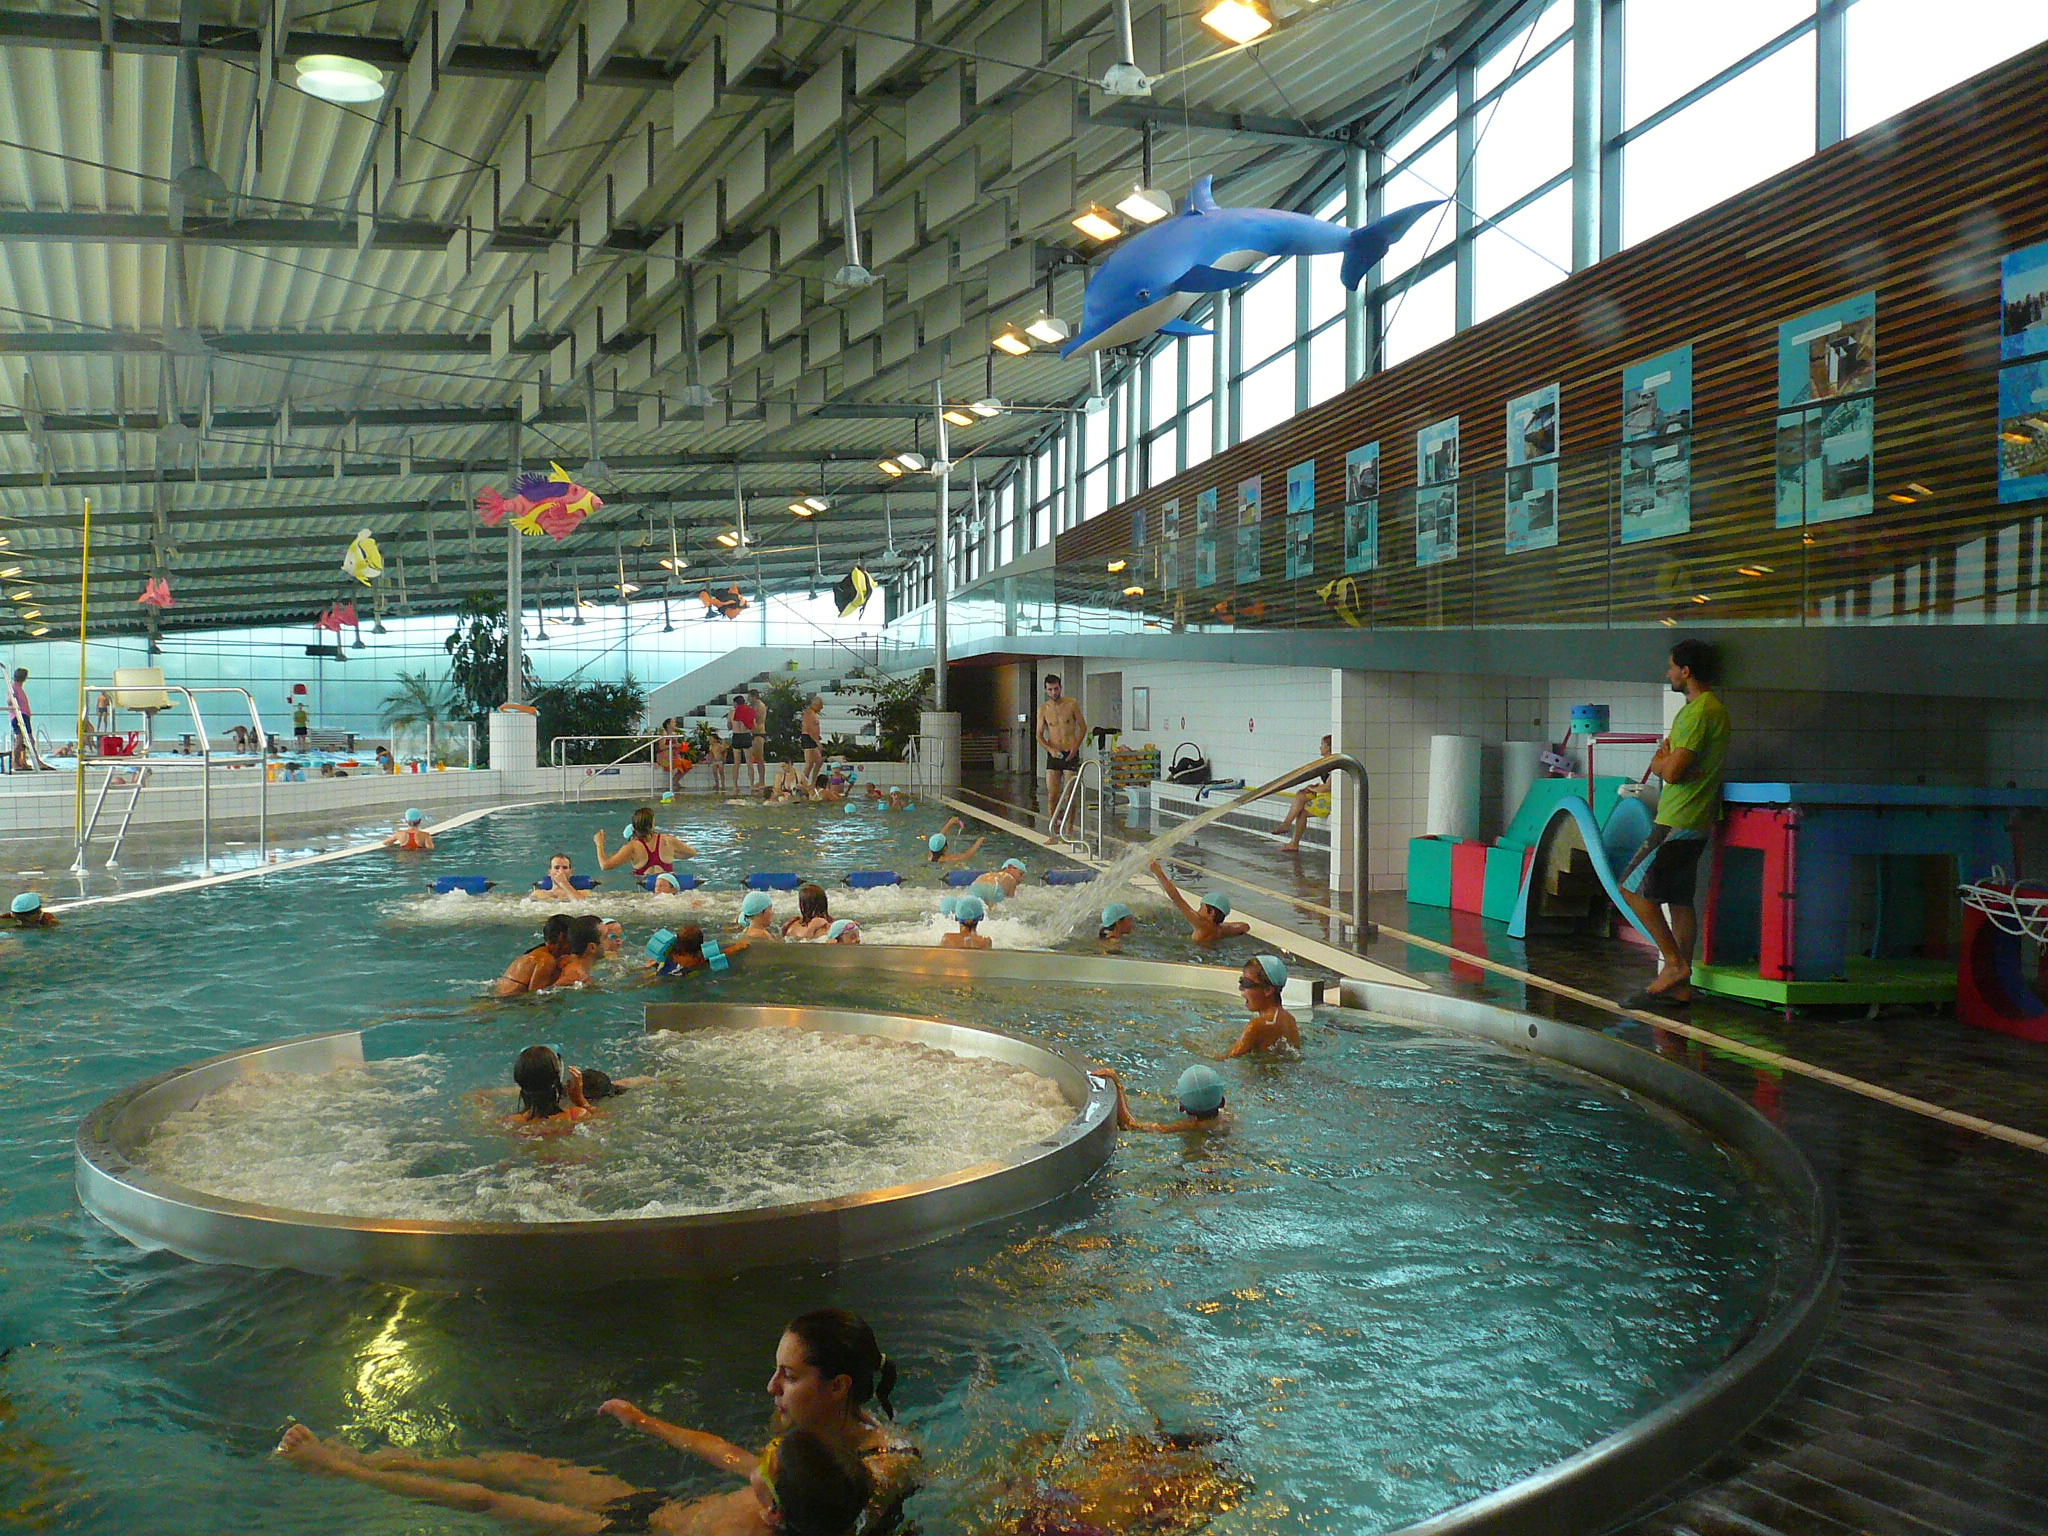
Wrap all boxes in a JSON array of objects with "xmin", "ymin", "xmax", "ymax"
[{"xmin": 1413, "ymin": 766, "xmax": 2048, "ymax": 1021}]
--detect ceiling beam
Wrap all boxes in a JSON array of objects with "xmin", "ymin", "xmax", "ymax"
[
  {"xmin": 0, "ymin": 401, "xmax": 1049, "ymax": 431},
  {"xmin": 0, "ymin": 328, "xmax": 548, "ymax": 356},
  {"xmin": 1086, "ymin": 101, "xmax": 1342, "ymax": 149}
]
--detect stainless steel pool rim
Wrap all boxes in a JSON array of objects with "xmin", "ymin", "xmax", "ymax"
[{"xmin": 74, "ymin": 1005, "xmax": 1118, "ymax": 1291}]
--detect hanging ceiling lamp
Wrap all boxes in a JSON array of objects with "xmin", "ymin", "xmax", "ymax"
[
  {"xmin": 1199, "ymin": 0, "xmax": 1273, "ymax": 44},
  {"xmin": 294, "ymin": 54, "xmax": 386, "ymax": 102}
]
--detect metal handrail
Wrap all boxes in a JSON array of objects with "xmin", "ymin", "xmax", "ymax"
[
  {"xmin": 72, "ymin": 685, "xmax": 270, "ymax": 872},
  {"xmin": 548, "ymin": 733, "xmax": 668, "ymax": 802},
  {"xmin": 1050, "ymin": 755, "xmax": 1105, "ymax": 859}
]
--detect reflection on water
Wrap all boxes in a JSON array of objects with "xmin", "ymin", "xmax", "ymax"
[{"xmin": 0, "ymin": 800, "xmax": 1786, "ymax": 1534}]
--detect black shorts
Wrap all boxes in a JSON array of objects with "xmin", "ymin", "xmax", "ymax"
[
  {"xmin": 1047, "ymin": 750, "xmax": 1081, "ymax": 772},
  {"xmin": 730, "ymin": 732, "xmax": 754, "ymax": 751},
  {"xmin": 800, "ymin": 733, "xmax": 819, "ymax": 750},
  {"xmin": 1622, "ymin": 828, "xmax": 1707, "ymax": 907}
]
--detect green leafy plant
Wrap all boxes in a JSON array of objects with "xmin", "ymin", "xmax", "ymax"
[
  {"xmin": 378, "ymin": 671, "xmax": 457, "ymax": 730},
  {"xmin": 758, "ymin": 676, "xmax": 807, "ymax": 762},
  {"xmin": 442, "ymin": 594, "xmax": 529, "ymax": 723},
  {"xmin": 535, "ymin": 675, "xmax": 648, "ymax": 766},
  {"xmin": 843, "ymin": 666, "xmax": 932, "ymax": 758}
]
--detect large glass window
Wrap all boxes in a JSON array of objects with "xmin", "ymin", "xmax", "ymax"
[
  {"xmin": 1475, "ymin": 40, "xmax": 1572, "ymax": 218},
  {"xmin": 1473, "ymin": 0, "xmax": 1571, "ymax": 97},
  {"xmin": 1473, "ymin": 183, "xmax": 1572, "ymax": 323},
  {"xmin": 1184, "ymin": 399, "xmax": 1213, "ymax": 471},
  {"xmin": 1380, "ymin": 266, "xmax": 1455, "ymax": 370},
  {"xmin": 1845, "ymin": 0, "xmax": 2048, "ymax": 136},
  {"xmin": 1305, "ymin": 326, "xmax": 1345, "ymax": 410},
  {"xmin": 1380, "ymin": 98, "xmax": 1458, "ymax": 278},
  {"xmin": 1238, "ymin": 259, "xmax": 1296, "ymax": 369},
  {"xmin": 1624, "ymin": 32, "xmax": 1815, "ymax": 247},
  {"xmin": 1623, "ymin": 0, "xmax": 1811, "ymax": 127},
  {"xmin": 1238, "ymin": 354, "xmax": 1292, "ymax": 441}
]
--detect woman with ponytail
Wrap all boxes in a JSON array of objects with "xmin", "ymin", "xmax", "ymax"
[{"xmin": 601, "ymin": 1307, "xmax": 923, "ymax": 1533}]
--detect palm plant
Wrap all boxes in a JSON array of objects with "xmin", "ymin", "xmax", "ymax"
[{"xmin": 379, "ymin": 670, "xmax": 457, "ymax": 730}]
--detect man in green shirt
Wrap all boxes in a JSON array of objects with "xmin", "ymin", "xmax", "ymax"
[{"xmin": 1619, "ymin": 639, "xmax": 1729, "ymax": 1008}]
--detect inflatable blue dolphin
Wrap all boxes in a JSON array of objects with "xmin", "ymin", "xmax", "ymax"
[{"xmin": 1061, "ymin": 177, "xmax": 1441, "ymax": 358}]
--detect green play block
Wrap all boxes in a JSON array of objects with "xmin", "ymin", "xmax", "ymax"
[
  {"xmin": 1692, "ymin": 956, "xmax": 1956, "ymax": 1008},
  {"xmin": 1481, "ymin": 843, "xmax": 1529, "ymax": 923},
  {"xmin": 1407, "ymin": 836, "xmax": 1455, "ymax": 908},
  {"xmin": 1499, "ymin": 776, "xmax": 1630, "ymax": 849}
]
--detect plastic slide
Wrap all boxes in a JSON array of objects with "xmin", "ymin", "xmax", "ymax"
[{"xmin": 1507, "ymin": 791, "xmax": 1658, "ymax": 945}]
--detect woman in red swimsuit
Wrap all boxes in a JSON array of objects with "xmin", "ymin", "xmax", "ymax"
[{"xmin": 594, "ymin": 806, "xmax": 697, "ymax": 892}]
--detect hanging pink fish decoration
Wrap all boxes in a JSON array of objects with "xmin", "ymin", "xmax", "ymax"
[
  {"xmin": 136, "ymin": 577, "xmax": 174, "ymax": 609},
  {"xmin": 475, "ymin": 461, "xmax": 603, "ymax": 540}
]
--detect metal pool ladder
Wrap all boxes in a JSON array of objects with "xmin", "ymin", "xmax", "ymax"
[
  {"xmin": 72, "ymin": 685, "xmax": 270, "ymax": 872},
  {"xmin": 1048, "ymin": 755, "xmax": 1106, "ymax": 859}
]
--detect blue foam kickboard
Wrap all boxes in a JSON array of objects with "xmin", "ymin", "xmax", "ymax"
[
  {"xmin": 1044, "ymin": 869, "xmax": 1095, "ymax": 885},
  {"xmin": 845, "ymin": 870, "xmax": 902, "ymax": 888},
  {"xmin": 745, "ymin": 872, "xmax": 803, "ymax": 889},
  {"xmin": 432, "ymin": 875, "xmax": 492, "ymax": 895},
  {"xmin": 944, "ymin": 869, "xmax": 985, "ymax": 886}
]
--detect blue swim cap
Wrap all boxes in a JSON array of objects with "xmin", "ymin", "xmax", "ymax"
[
  {"xmin": 623, "ymin": 823, "xmax": 638, "ymax": 839},
  {"xmin": 939, "ymin": 895, "xmax": 959, "ymax": 918},
  {"xmin": 11, "ymin": 892, "xmax": 42, "ymax": 915},
  {"xmin": 1001, "ymin": 858, "xmax": 1026, "ymax": 873},
  {"xmin": 954, "ymin": 895, "xmax": 987, "ymax": 924},
  {"xmin": 844, "ymin": 802, "xmax": 859, "ymax": 813},
  {"xmin": 1254, "ymin": 954, "xmax": 1288, "ymax": 988},
  {"xmin": 928, "ymin": 833, "xmax": 947, "ymax": 853},
  {"xmin": 1201, "ymin": 893, "xmax": 1232, "ymax": 918},
  {"xmin": 404, "ymin": 807, "xmax": 423, "ymax": 824},
  {"xmin": 645, "ymin": 927, "xmax": 678, "ymax": 959},
  {"xmin": 826, "ymin": 919, "xmax": 859, "ymax": 941},
  {"xmin": 1175, "ymin": 1064, "xmax": 1227, "ymax": 1116},
  {"xmin": 740, "ymin": 891, "xmax": 773, "ymax": 919},
  {"xmin": 1100, "ymin": 901, "xmax": 1133, "ymax": 929}
]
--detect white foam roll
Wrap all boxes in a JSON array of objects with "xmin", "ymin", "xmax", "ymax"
[
  {"xmin": 1500, "ymin": 739, "xmax": 1545, "ymax": 829},
  {"xmin": 1424, "ymin": 734, "xmax": 1482, "ymax": 841}
]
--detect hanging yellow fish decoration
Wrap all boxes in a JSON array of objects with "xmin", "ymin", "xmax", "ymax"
[{"xmin": 341, "ymin": 528, "xmax": 385, "ymax": 585}]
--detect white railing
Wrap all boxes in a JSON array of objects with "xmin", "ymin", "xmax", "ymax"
[{"xmin": 549, "ymin": 734, "xmax": 667, "ymax": 802}]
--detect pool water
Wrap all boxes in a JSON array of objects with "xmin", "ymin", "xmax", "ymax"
[{"xmin": 0, "ymin": 802, "xmax": 1789, "ymax": 1534}]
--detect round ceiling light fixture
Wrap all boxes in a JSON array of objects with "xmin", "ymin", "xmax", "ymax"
[{"xmin": 294, "ymin": 54, "xmax": 386, "ymax": 103}]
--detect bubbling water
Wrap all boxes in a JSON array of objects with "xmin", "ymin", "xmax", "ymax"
[{"xmin": 137, "ymin": 1028, "xmax": 1075, "ymax": 1223}]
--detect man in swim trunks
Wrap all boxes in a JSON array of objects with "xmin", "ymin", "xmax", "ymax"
[
  {"xmin": 496, "ymin": 915, "xmax": 573, "ymax": 997},
  {"xmin": 553, "ymin": 915, "xmax": 608, "ymax": 986},
  {"xmin": 531, "ymin": 853, "xmax": 588, "ymax": 902},
  {"xmin": 274, "ymin": 1423, "xmax": 869, "ymax": 1536},
  {"xmin": 800, "ymin": 695, "xmax": 824, "ymax": 783},
  {"xmin": 1036, "ymin": 674, "xmax": 1087, "ymax": 839}
]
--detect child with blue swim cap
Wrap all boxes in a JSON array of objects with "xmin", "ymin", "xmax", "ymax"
[
  {"xmin": 1093, "ymin": 1063, "xmax": 1231, "ymax": 1134},
  {"xmin": 925, "ymin": 818, "xmax": 985, "ymax": 865},
  {"xmin": 382, "ymin": 808, "xmax": 434, "ymax": 851},
  {"xmin": 739, "ymin": 889, "xmax": 781, "ymax": 942},
  {"xmin": 1148, "ymin": 859, "xmax": 1250, "ymax": 948},
  {"xmin": 1098, "ymin": 901, "xmax": 1136, "ymax": 947},
  {"xmin": 940, "ymin": 894, "xmax": 991, "ymax": 950},
  {"xmin": 9, "ymin": 891, "xmax": 56, "ymax": 929},
  {"xmin": 991, "ymin": 857, "xmax": 1028, "ymax": 897},
  {"xmin": 825, "ymin": 918, "xmax": 861, "ymax": 944},
  {"xmin": 1225, "ymin": 955, "xmax": 1300, "ymax": 1057}
]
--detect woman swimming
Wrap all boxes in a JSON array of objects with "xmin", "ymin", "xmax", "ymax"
[
  {"xmin": 275, "ymin": 1422, "xmax": 869, "ymax": 1536},
  {"xmin": 488, "ymin": 1043, "xmax": 640, "ymax": 1133},
  {"xmin": 602, "ymin": 1307, "xmax": 923, "ymax": 1536},
  {"xmin": 595, "ymin": 807, "xmax": 697, "ymax": 892},
  {"xmin": 782, "ymin": 883, "xmax": 831, "ymax": 940}
]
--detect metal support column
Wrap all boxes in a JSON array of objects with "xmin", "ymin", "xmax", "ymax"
[
  {"xmin": 504, "ymin": 422, "xmax": 525, "ymax": 705},
  {"xmin": 1815, "ymin": 0, "xmax": 1847, "ymax": 151},
  {"xmin": 1344, "ymin": 140, "xmax": 1370, "ymax": 383},
  {"xmin": 932, "ymin": 379, "xmax": 950, "ymax": 712},
  {"xmin": 1571, "ymin": 0, "xmax": 1603, "ymax": 271}
]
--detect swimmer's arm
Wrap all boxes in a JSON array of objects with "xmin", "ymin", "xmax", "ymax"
[
  {"xmin": 598, "ymin": 1402, "xmax": 752, "ymax": 1473},
  {"xmin": 666, "ymin": 834, "xmax": 698, "ymax": 859},
  {"xmin": 940, "ymin": 817, "xmax": 964, "ymax": 837},
  {"xmin": 1218, "ymin": 920, "xmax": 1251, "ymax": 938},
  {"xmin": 563, "ymin": 1067, "xmax": 590, "ymax": 1109},
  {"xmin": 1149, "ymin": 862, "xmax": 1200, "ymax": 923},
  {"xmin": 1221, "ymin": 1021, "xmax": 1262, "ymax": 1059},
  {"xmin": 417, "ymin": 831, "xmax": 435, "ymax": 849},
  {"xmin": 591, "ymin": 831, "xmax": 637, "ymax": 871}
]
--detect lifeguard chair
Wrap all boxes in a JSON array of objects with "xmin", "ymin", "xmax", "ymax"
[{"xmin": 111, "ymin": 667, "xmax": 173, "ymax": 750}]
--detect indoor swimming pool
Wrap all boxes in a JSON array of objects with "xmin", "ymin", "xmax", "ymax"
[{"xmin": 5, "ymin": 800, "xmax": 1807, "ymax": 1534}]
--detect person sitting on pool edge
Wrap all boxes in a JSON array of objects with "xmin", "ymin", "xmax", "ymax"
[
  {"xmin": 1149, "ymin": 861, "xmax": 1250, "ymax": 947},
  {"xmin": 824, "ymin": 919, "xmax": 860, "ymax": 945},
  {"xmin": 940, "ymin": 894, "xmax": 991, "ymax": 950},
  {"xmin": 530, "ymin": 852, "xmax": 588, "ymax": 903},
  {"xmin": 739, "ymin": 891, "xmax": 783, "ymax": 942},
  {"xmin": 1098, "ymin": 901, "xmax": 1136, "ymax": 950},
  {"xmin": 602, "ymin": 1306, "xmax": 922, "ymax": 1536},
  {"xmin": 274, "ymin": 1422, "xmax": 869, "ymax": 1536},
  {"xmin": 496, "ymin": 914, "xmax": 574, "ymax": 997},
  {"xmin": 553, "ymin": 916, "xmax": 609, "ymax": 987},
  {"xmin": 383, "ymin": 807, "xmax": 434, "ymax": 851},
  {"xmin": 9, "ymin": 892, "xmax": 57, "ymax": 929},
  {"xmin": 1226, "ymin": 955, "xmax": 1300, "ymax": 1058},
  {"xmin": 646, "ymin": 923, "xmax": 749, "ymax": 978},
  {"xmin": 595, "ymin": 807, "xmax": 697, "ymax": 893},
  {"xmin": 1095, "ymin": 1064, "xmax": 1231, "ymax": 1134},
  {"xmin": 926, "ymin": 819, "xmax": 985, "ymax": 866},
  {"xmin": 782, "ymin": 883, "xmax": 831, "ymax": 940}
]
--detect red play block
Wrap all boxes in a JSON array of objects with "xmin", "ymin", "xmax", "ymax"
[{"xmin": 1450, "ymin": 840, "xmax": 1489, "ymax": 915}]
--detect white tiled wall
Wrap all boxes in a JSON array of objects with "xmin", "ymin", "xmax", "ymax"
[{"xmin": 1071, "ymin": 660, "xmax": 1333, "ymax": 788}]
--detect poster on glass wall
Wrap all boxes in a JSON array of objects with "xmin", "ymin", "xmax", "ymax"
[
  {"xmin": 1163, "ymin": 497, "xmax": 1181, "ymax": 541},
  {"xmin": 1195, "ymin": 535, "xmax": 1218, "ymax": 588},
  {"xmin": 1415, "ymin": 416, "xmax": 1460, "ymax": 569},
  {"xmin": 2002, "ymin": 242, "xmax": 2048, "ymax": 361},
  {"xmin": 1235, "ymin": 475, "xmax": 1263, "ymax": 584},
  {"xmin": 1997, "ymin": 360, "xmax": 2048, "ymax": 503},
  {"xmin": 1285, "ymin": 459, "xmax": 1315, "ymax": 579},
  {"xmin": 1160, "ymin": 538, "xmax": 1179, "ymax": 592},
  {"xmin": 1343, "ymin": 441, "xmax": 1380, "ymax": 575},
  {"xmin": 1132, "ymin": 505, "xmax": 1147, "ymax": 547},
  {"xmin": 1503, "ymin": 384, "xmax": 1559, "ymax": 554},
  {"xmin": 1774, "ymin": 293, "xmax": 1875, "ymax": 528},
  {"xmin": 1619, "ymin": 344, "xmax": 1693, "ymax": 544},
  {"xmin": 1195, "ymin": 486, "xmax": 1217, "ymax": 534}
]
